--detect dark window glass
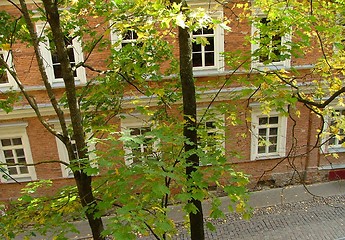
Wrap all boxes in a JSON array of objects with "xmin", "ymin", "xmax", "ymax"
[
  {"xmin": 259, "ymin": 18, "xmax": 282, "ymax": 62},
  {"xmin": 0, "ymin": 53, "xmax": 8, "ymax": 84},
  {"xmin": 51, "ymin": 36, "xmax": 77, "ymax": 79},
  {"xmin": 192, "ymin": 27, "xmax": 215, "ymax": 67}
]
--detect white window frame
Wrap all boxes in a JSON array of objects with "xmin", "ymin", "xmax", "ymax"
[
  {"xmin": 197, "ymin": 109, "xmax": 225, "ymax": 166},
  {"xmin": 189, "ymin": 2, "xmax": 224, "ymax": 74},
  {"xmin": 192, "ymin": 26, "xmax": 224, "ymax": 72},
  {"xmin": 110, "ymin": 23, "xmax": 139, "ymax": 49},
  {"xmin": 251, "ymin": 108, "xmax": 287, "ymax": 160},
  {"xmin": 0, "ymin": 123, "xmax": 37, "ymax": 183},
  {"xmin": 120, "ymin": 30, "xmax": 139, "ymax": 47},
  {"xmin": 251, "ymin": 12, "xmax": 291, "ymax": 70},
  {"xmin": 36, "ymin": 23, "xmax": 86, "ymax": 87},
  {"xmin": 53, "ymin": 122, "xmax": 96, "ymax": 178},
  {"xmin": 0, "ymin": 50, "xmax": 16, "ymax": 90},
  {"xmin": 322, "ymin": 108, "xmax": 345, "ymax": 153},
  {"xmin": 120, "ymin": 115, "xmax": 158, "ymax": 166}
]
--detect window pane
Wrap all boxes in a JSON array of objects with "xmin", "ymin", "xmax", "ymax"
[
  {"xmin": 269, "ymin": 144, "xmax": 277, "ymax": 153},
  {"xmin": 4, "ymin": 150, "xmax": 13, "ymax": 158},
  {"xmin": 52, "ymin": 52, "xmax": 59, "ymax": 64},
  {"xmin": 259, "ymin": 117, "xmax": 268, "ymax": 125},
  {"xmin": 0, "ymin": 71, "xmax": 8, "ymax": 84},
  {"xmin": 269, "ymin": 136, "xmax": 277, "ymax": 144},
  {"xmin": 259, "ymin": 128, "xmax": 266, "ymax": 136},
  {"xmin": 130, "ymin": 128, "xmax": 140, "ymax": 136},
  {"xmin": 67, "ymin": 48, "xmax": 75, "ymax": 62},
  {"xmin": 202, "ymin": 28, "xmax": 214, "ymax": 34},
  {"xmin": 205, "ymin": 52, "xmax": 215, "ymax": 66},
  {"xmin": 0, "ymin": 56, "xmax": 8, "ymax": 84},
  {"xmin": 269, "ymin": 117, "xmax": 278, "ymax": 124},
  {"xmin": 16, "ymin": 149, "xmax": 25, "ymax": 157},
  {"xmin": 192, "ymin": 42, "xmax": 202, "ymax": 52},
  {"xmin": 206, "ymin": 121, "xmax": 215, "ymax": 129},
  {"xmin": 192, "ymin": 53, "xmax": 202, "ymax": 67},
  {"xmin": 17, "ymin": 157, "xmax": 26, "ymax": 164},
  {"xmin": 193, "ymin": 29, "xmax": 202, "ymax": 35},
  {"xmin": 8, "ymin": 167, "xmax": 17, "ymax": 175},
  {"xmin": 53, "ymin": 65, "xmax": 63, "ymax": 78},
  {"xmin": 141, "ymin": 127, "xmax": 151, "ymax": 135},
  {"xmin": 205, "ymin": 37, "xmax": 214, "ymax": 51},
  {"xmin": 1, "ymin": 139, "xmax": 11, "ymax": 146},
  {"xmin": 19, "ymin": 166, "xmax": 29, "ymax": 174},
  {"xmin": 12, "ymin": 138, "xmax": 22, "ymax": 145},
  {"xmin": 269, "ymin": 128, "xmax": 278, "ymax": 135},
  {"xmin": 51, "ymin": 36, "xmax": 77, "ymax": 79},
  {"xmin": 258, "ymin": 146, "xmax": 266, "ymax": 154},
  {"xmin": 5, "ymin": 158, "xmax": 14, "ymax": 164}
]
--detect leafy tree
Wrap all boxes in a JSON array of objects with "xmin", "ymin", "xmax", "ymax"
[{"xmin": 0, "ymin": 0, "xmax": 249, "ymax": 240}]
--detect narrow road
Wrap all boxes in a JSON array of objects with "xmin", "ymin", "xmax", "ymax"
[{"xmin": 170, "ymin": 195, "xmax": 345, "ymax": 240}]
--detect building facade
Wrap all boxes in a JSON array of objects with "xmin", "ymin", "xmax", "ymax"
[{"xmin": 0, "ymin": 0, "xmax": 343, "ymax": 203}]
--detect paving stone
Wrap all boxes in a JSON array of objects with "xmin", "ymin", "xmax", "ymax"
[{"xmin": 139, "ymin": 195, "xmax": 345, "ymax": 240}]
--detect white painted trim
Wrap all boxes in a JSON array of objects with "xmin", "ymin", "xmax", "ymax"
[
  {"xmin": 318, "ymin": 164, "xmax": 345, "ymax": 170},
  {"xmin": 53, "ymin": 122, "xmax": 97, "ymax": 178},
  {"xmin": 0, "ymin": 123, "xmax": 37, "ymax": 183},
  {"xmin": 197, "ymin": 108, "xmax": 225, "ymax": 166},
  {"xmin": 250, "ymin": 107, "xmax": 287, "ymax": 160},
  {"xmin": 321, "ymin": 107, "xmax": 345, "ymax": 154},
  {"xmin": 36, "ymin": 23, "xmax": 86, "ymax": 86},
  {"xmin": 120, "ymin": 114, "xmax": 157, "ymax": 166},
  {"xmin": 251, "ymin": 14, "xmax": 291, "ymax": 70},
  {"xmin": 0, "ymin": 50, "xmax": 17, "ymax": 91}
]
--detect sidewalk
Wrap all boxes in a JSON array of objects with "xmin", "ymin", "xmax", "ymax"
[
  {"xmin": 169, "ymin": 180, "xmax": 345, "ymax": 222},
  {"xmin": 15, "ymin": 180, "xmax": 345, "ymax": 239}
]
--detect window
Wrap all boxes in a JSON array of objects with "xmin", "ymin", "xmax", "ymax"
[
  {"xmin": 251, "ymin": 15, "xmax": 291, "ymax": 69},
  {"xmin": 126, "ymin": 126, "xmax": 154, "ymax": 165},
  {"xmin": 198, "ymin": 117, "xmax": 225, "ymax": 166},
  {"xmin": 187, "ymin": 1, "xmax": 224, "ymax": 73},
  {"xmin": 53, "ymin": 123, "xmax": 96, "ymax": 178},
  {"xmin": 323, "ymin": 109, "xmax": 345, "ymax": 153},
  {"xmin": 198, "ymin": 120, "xmax": 224, "ymax": 151},
  {"xmin": 121, "ymin": 30, "xmax": 139, "ymax": 47},
  {"xmin": 329, "ymin": 110, "xmax": 345, "ymax": 147},
  {"xmin": 258, "ymin": 18, "xmax": 282, "ymax": 63},
  {"xmin": 110, "ymin": 28, "xmax": 141, "ymax": 49},
  {"xmin": 36, "ymin": 23, "xmax": 86, "ymax": 86},
  {"xmin": 192, "ymin": 25, "xmax": 224, "ymax": 72},
  {"xmin": 0, "ymin": 123, "xmax": 36, "ymax": 182},
  {"xmin": 251, "ymin": 109, "xmax": 287, "ymax": 160},
  {"xmin": 51, "ymin": 36, "xmax": 78, "ymax": 79},
  {"xmin": 0, "ymin": 50, "xmax": 16, "ymax": 89},
  {"xmin": 121, "ymin": 116, "xmax": 157, "ymax": 165},
  {"xmin": 192, "ymin": 28, "xmax": 215, "ymax": 68}
]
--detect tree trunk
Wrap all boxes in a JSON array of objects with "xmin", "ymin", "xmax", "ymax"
[
  {"xmin": 41, "ymin": 1, "xmax": 105, "ymax": 239},
  {"xmin": 178, "ymin": 14, "xmax": 205, "ymax": 240}
]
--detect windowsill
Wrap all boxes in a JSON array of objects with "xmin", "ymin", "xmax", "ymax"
[
  {"xmin": 2, "ymin": 176, "xmax": 33, "ymax": 183},
  {"xmin": 251, "ymin": 61, "xmax": 291, "ymax": 71},
  {"xmin": 0, "ymin": 85, "xmax": 17, "ymax": 92},
  {"xmin": 318, "ymin": 164, "xmax": 345, "ymax": 170},
  {"xmin": 193, "ymin": 68, "xmax": 225, "ymax": 77},
  {"xmin": 252, "ymin": 153, "xmax": 284, "ymax": 161},
  {"xmin": 325, "ymin": 147, "xmax": 345, "ymax": 153},
  {"xmin": 51, "ymin": 78, "xmax": 85, "ymax": 88}
]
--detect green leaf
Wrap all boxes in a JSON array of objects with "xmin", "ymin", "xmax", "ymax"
[{"xmin": 206, "ymin": 222, "xmax": 216, "ymax": 231}]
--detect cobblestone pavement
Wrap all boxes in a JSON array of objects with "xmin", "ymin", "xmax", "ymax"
[{"xmin": 141, "ymin": 195, "xmax": 345, "ymax": 240}]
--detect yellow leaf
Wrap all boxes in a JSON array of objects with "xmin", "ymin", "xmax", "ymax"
[{"xmin": 1, "ymin": 43, "xmax": 10, "ymax": 51}]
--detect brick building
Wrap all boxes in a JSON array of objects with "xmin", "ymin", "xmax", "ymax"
[{"xmin": 0, "ymin": 0, "xmax": 343, "ymax": 203}]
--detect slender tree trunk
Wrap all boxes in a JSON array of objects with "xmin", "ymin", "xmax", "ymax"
[
  {"xmin": 41, "ymin": 1, "xmax": 105, "ymax": 239},
  {"xmin": 177, "ymin": 12, "xmax": 205, "ymax": 240}
]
